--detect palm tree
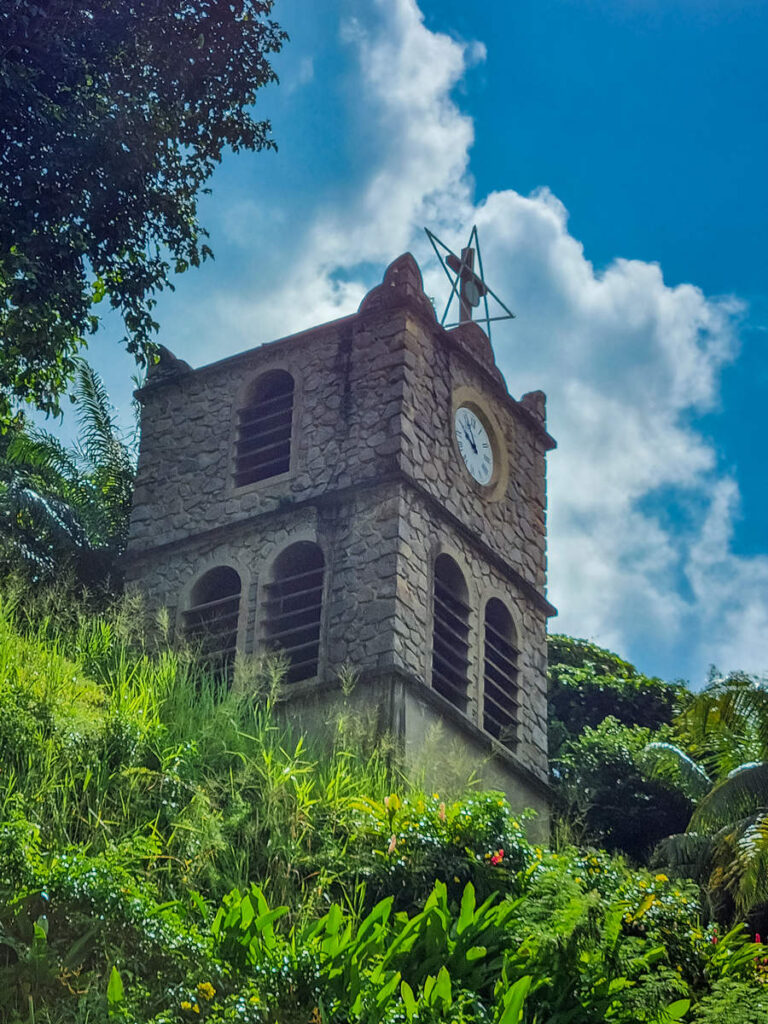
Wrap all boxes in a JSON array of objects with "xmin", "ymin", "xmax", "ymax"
[
  {"xmin": 0, "ymin": 360, "xmax": 136, "ymax": 588},
  {"xmin": 646, "ymin": 673, "xmax": 768, "ymax": 920}
]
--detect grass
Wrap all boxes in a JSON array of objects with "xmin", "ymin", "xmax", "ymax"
[
  {"xmin": 0, "ymin": 583, "xmax": 402, "ymax": 910},
  {"xmin": 0, "ymin": 581, "xmax": 765, "ymax": 1023}
]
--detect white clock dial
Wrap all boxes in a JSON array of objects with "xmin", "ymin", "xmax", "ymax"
[{"xmin": 454, "ymin": 406, "xmax": 494, "ymax": 485}]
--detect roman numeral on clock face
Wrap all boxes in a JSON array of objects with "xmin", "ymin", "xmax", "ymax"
[{"xmin": 454, "ymin": 405, "xmax": 494, "ymax": 486}]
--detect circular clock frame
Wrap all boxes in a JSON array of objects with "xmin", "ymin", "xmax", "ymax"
[{"xmin": 451, "ymin": 387, "xmax": 509, "ymax": 502}]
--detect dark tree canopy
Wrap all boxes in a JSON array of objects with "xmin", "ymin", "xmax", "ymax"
[
  {"xmin": 548, "ymin": 634, "xmax": 686, "ymax": 756},
  {"xmin": 0, "ymin": 0, "xmax": 286, "ymax": 424}
]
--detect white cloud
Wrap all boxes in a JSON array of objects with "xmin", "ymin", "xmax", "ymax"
[
  {"xmin": 282, "ymin": 56, "xmax": 315, "ymax": 95},
  {"xmin": 161, "ymin": 0, "xmax": 764, "ymax": 682}
]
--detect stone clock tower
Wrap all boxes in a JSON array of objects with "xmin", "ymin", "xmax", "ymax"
[{"xmin": 125, "ymin": 253, "xmax": 556, "ymax": 827}]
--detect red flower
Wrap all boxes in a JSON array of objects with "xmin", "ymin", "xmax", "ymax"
[{"xmin": 490, "ymin": 848, "xmax": 504, "ymax": 866}]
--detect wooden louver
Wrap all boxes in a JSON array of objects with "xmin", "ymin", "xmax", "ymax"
[
  {"xmin": 483, "ymin": 598, "xmax": 519, "ymax": 750},
  {"xmin": 431, "ymin": 555, "xmax": 470, "ymax": 711},
  {"xmin": 263, "ymin": 543, "xmax": 324, "ymax": 684},
  {"xmin": 183, "ymin": 566, "xmax": 241, "ymax": 674},
  {"xmin": 235, "ymin": 371, "xmax": 294, "ymax": 487}
]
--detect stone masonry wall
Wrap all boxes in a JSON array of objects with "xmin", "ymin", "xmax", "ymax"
[
  {"xmin": 127, "ymin": 308, "xmax": 413, "ymax": 559},
  {"xmin": 125, "ymin": 252, "xmax": 553, "ymax": 789},
  {"xmin": 391, "ymin": 484, "xmax": 549, "ymax": 782},
  {"xmin": 395, "ymin": 312, "xmax": 550, "ymax": 593}
]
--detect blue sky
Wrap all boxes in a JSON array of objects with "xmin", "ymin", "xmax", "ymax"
[{"xmin": 78, "ymin": 0, "xmax": 768, "ymax": 685}]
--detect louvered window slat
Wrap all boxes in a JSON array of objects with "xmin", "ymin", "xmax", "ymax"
[
  {"xmin": 235, "ymin": 372, "xmax": 294, "ymax": 487},
  {"xmin": 184, "ymin": 567, "xmax": 242, "ymax": 679},
  {"xmin": 432, "ymin": 555, "xmax": 470, "ymax": 711},
  {"xmin": 483, "ymin": 599, "xmax": 519, "ymax": 751},
  {"xmin": 262, "ymin": 544, "xmax": 324, "ymax": 683}
]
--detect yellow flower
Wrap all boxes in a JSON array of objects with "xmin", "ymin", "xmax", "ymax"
[
  {"xmin": 655, "ymin": 873, "xmax": 669, "ymax": 883},
  {"xmin": 193, "ymin": 1005, "xmax": 200, "ymax": 1015},
  {"xmin": 574, "ymin": 877, "xmax": 582, "ymax": 883},
  {"xmin": 181, "ymin": 1002, "xmax": 192, "ymax": 1011},
  {"xmin": 197, "ymin": 982, "xmax": 216, "ymax": 1001}
]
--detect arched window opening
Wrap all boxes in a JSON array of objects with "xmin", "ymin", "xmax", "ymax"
[
  {"xmin": 183, "ymin": 566, "xmax": 241, "ymax": 672},
  {"xmin": 262, "ymin": 542, "xmax": 324, "ymax": 684},
  {"xmin": 431, "ymin": 554, "xmax": 470, "ymax": 711},
  {"xmin": 235, "ymin": 370, "xmax": 294, "ymax": 487},
  {"xmin": 483, "ymin": 598, "xmax": 519, "ymax": 750}
]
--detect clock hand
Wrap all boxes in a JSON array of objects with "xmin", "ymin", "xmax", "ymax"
[{"xmin": 462, "ymin": 428, "xmax": 478, "ymax": 454}]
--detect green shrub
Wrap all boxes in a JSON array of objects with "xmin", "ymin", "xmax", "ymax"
[{"xmin": 1, "ymin": 593, "xmax": 766, "ymax": 1023}]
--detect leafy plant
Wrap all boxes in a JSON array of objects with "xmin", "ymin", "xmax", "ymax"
[{"xmin": 0, "ymin": 360, "xmax": 136, "ymax": 587}]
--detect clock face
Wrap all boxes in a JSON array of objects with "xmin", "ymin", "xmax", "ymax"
[{"xmin": 454, "ymin": 406, "xmax": 494, "ymax": 485}]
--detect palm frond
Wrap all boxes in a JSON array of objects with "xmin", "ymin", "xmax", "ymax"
[
  {"xmin": 73, "ymin": 358, "xmax": 135, "ymax": 475},
  {"xmin": 0, "ymin": 362, "xmax": 135, "ymax": 584},
  {"xmin": 0, "ymin": 480, "xmax": 90, "ymax": 576},
  {"xmin": 652, "ymin": 832, "xmax": 712, "ymax": 882},
  {"xmin": 642, "ymin": 741, "xmax": 712, "ymax": 800},
  {"xmin": 690, "ymin": 761, "xmax": 768, "ymax": 833},
  {"xmin": 5, "ymin": 431, "xmax": 81, "ymax": 483},
  {"xmin": 734, "ymin": 813, "xmax": 768, "ymax": 915}
]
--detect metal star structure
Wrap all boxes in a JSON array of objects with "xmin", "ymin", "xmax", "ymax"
[{"xmin": 424, "ymin": 225, "xmax": 515, "ymax": 341}]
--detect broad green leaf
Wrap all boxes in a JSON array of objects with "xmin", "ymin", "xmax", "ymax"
[
  {"xmin": 434, "ymin": 966, "xmax": 452, "ymax": 1008},
  {"xmin": 466, "ymin": 945, "xmax": 487, "ymax": 961},
  {"xmin": 498, "ymin": 975, "xmax": 532, "ymax": 1024},
  {"xmin": 239, "ymin": 893, "xmax": 254, "ymax": 929},
  {"xmin": 666, "ymin": 999, "xmax": 691, "ymax": 1021},
  {"xmin": 376, "ymin": 971, "xmax": 402, "ymax": 1007},
  {"xmin": 326, "ymin": 903, "xmax": 344, "ymax": 935},
  {"xmin": 458, "ymin": 882, "xmax": 476, "ymax": 933},
  {"xmin": 401, "ymin": 980, "xmax": 417, "ymax": 1020},
  {"xmin": 107, "ymin": 966, "xmax": 124, "ymax": 1006}
]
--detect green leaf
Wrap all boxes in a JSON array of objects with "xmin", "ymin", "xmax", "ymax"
[
  {"xmin": 458, "ymin": 881, "xmax": 476, "ymax": 933},
  {"xmin": 107, "ymin": 966, "xmax": 124, "ymax": 1006},
  {"xmin": 498, "ymin": 975, "xmax": 532, "ymax": 1024},
  {"xmin": 375, "ymin": 971, "xmax": 402, "ymax": 1007},
  {"xmin": 401, "ymin": 980, "xmax": 417, "ymax": 1020},
  {"xmin": 466, "ymin": 945, "xmax": 487, "ymax": 961},
  {"xmin": 434, "ymin": 966, "xmax": 452, "ymax": 1008},
  {"xmin": 665, "ymin": 999, "xmax": 691, "ymax": 1021}
]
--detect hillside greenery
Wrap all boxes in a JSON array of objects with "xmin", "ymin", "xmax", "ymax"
[
  {"xmin": 1, "ymin": 372, "xmax": 768, "ymax": 1020},
  {"xmin": 0, "ymin": 585, "xmax": 767, "ymax": 1023},
  {"xmin": 548, "ymin": 635, "xmax": 768, "ymax": 933}
]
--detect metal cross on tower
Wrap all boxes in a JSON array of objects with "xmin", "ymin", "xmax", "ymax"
[{"xmin": 424, "ymin": 225, "xmax": 515, "ymax": 341}]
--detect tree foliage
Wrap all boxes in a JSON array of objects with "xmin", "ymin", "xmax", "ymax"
[
  {"xmin": 553, "ymin": 718, "xmax": 693, "ymax": 861},
  {"xmin": 647, "ymin": 674, "xmax": 768, "ymax": 922},
  {"xmin": 0, "ymin": 360, "xmax": 135, "ymax": 587},
  {"xmin": 0, "ymin": 0, "xmax": 286, "ymax": 424},
  {"xmin": 548, "ymin": 634, "xmax": 686, "ymax": 757},
  {"xmin": 548, "ymin": 637, "xmax": 695, "ymax": 862}
]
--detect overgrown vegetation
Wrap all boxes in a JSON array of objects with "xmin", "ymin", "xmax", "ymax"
[
  {"xmin": 0, "ymin": 588, "xmax": 766, "ymax": 1023},
  {"xmin": 549, "ymin": 634, "xmax": 768, "ymax": 934},
  {"xmin": 0, "ymin": 360, "xmax": 136, "ymax": 589}
]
